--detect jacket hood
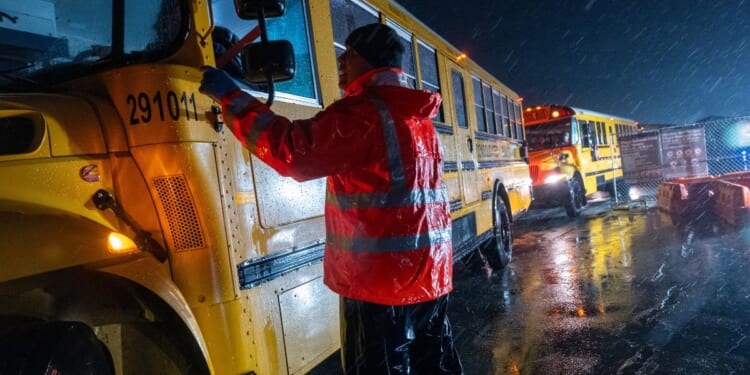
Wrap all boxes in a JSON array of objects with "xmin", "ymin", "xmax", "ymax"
[
  {"xmin": 346, "ymin": 68, "xmax": 442, "ymax": 120},
  {"xmin": 375, "ymin": 85, "xmax": 442, "ymax": 120}
]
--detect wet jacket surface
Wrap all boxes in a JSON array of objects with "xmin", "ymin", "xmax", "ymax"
[{"xmin": 220, "ymin": 68, "xmax": 453, "ymax": 305}]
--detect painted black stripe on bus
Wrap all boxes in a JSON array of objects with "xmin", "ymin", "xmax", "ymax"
[
  {"xmin": 451, "ymin": 212, "xmax": 476, "ymax": 257},
  {"xmin": 477, "ymin": 160, "xmax": 525, "ymax": 169},
  {"xmin": 585, "ymin": 168, "xmax": 616, "ymax": 177},
  {"xmin": 238, "ymin": 241, "xmax": 324, "ymax": 289},
  {"xmin": 454, "ymin": 228, "xmax": 492, "ymax": 262},
  {"xmin": 434, "ymin": 123, "xmax": 454, "ymax": 135},
  {"xmin": 481, "ymin": 190, "xmax": 493, "ymax": 200},
  {"xmin": 461, "ymin": 161, "xmax": 476, "ymax": 170},
  {"xmin": 450, "ymin": 199, "xmax": 463, "ymax": 212},
  {"xmin": 473, "ymin": 131, "xmax": 523, "ymax": 143},
  {"xmin": 444, "ymin": 161, "xmax": 458, "ymax": 173}
]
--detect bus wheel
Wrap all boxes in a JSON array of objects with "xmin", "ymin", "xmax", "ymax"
[
  {"xmin": 564, "ymin": 177, "xmax": 585, "ymax": 218},
  {"xmin": 481, "ymin": 193, "xmax": 512, "ymax": 270},
  {"xmin": 0, "ymin": 321, "xmax": 114, "ymax": 374}
]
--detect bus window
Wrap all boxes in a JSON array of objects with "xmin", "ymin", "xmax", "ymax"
[
  {"xmin": 417, "ymin": 40, "xmax": 444, "ymax": 122},
  {"xmin": 483, "ymin": 83, "xmax": 495, "ymax": 134},
  {"xmin": 472, "ymin": 77, "xmax": 487, "ymax": 132},
  {"xmin": 514, "ymin": 102, "xmax": 524, "ymax": 140},
  {"xmin": 580, "ymin": 120, "xmax": 591, "ymax": 147},
  {"xmin": 212, "ymin": 0, "xmax": 318, "ymax": 102},
  {"xmin": 507, "ymin": 97, "xmax": 516, "ymax": 138},
  {"xmin": 330, "ymin": 0, "xmax": 378, "ymax": 97},
  {"xmin": 501, "ymin": 95, "xmax": 511, "ymax": 136},
  {"xmin": 386, "ymin": 21, "xmax": 418, "ymax": 88},
  {"xmin": 492, "ymin": 89, "xmax": 503, "ymax": 135},
  {"xmin": 451, "ymin": 70, "xmax": 469, "ymax": 128},
  {"xmin": 126, "ymin": 0, "xmax": 184, "ymax": 53},
  {"xmin": 330, "ymin": 0, "xmax": 379, "ymax": 50},
  {"xmin": 571, "ymin": 118, "xmax": 580, "ymax": 144}
]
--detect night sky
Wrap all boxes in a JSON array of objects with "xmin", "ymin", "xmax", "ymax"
[{"xmin": 393, "ymin": 0, "xmax": 750, "ymax": 125}]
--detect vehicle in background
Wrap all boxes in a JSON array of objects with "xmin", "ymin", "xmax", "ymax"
[
  {"xmin": 523, "ymin": 105, "xmax": 638, "ymax": 217},
  {"xmin": 0, "ymin": 0, "xmax": 530, "ymax": 373}
]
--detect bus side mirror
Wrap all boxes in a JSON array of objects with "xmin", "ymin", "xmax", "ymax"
[
  {"xmin": 241, "ymin": 41, "xmax": 295, "ymax": 83},
  {"xmin": 234, "ymin": 0, "xmax": 286, "ymax": 19},
  {"xmin": 520, "ymin": 140, "xmax": 529, "ymax": 164}
]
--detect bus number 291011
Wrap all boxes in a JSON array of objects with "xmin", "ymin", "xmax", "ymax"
[{"xmin": 127, "ymin": 91, "xmax": 199, "ymax": 125}]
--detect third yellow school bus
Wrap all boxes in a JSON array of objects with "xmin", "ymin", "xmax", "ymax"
[
  {"xmin": 0, "ymin": 0, "xmax": 531, "ymax": 373},
  {"xmin": 523, "ymin": 105, "xmax": 638, "ymax": 217}
]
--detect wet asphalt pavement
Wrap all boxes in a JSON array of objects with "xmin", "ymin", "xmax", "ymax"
[
  {"xmin": 311, "ymin": 200, "xmax": 750, "ymax": 374},
  {"xmin": 451, "ymin": 201, "xmax": 750, "ymax": 375}
]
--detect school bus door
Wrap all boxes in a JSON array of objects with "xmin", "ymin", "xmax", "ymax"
[{"xmin": 446, "ymin": 62, "xmax": 480, "ymax": 206}]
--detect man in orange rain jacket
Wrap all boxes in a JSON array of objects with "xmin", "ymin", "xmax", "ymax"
[{"xmin": 200, "ymin": 23, "xmax": 463, "ymax": 375}]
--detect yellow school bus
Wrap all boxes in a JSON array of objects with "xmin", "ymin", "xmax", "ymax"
[
  {"xmin": 0, "ymin": 0, "xmax": 530, "ymax": 373},
  {"xmin": 523, "ymin": 105, "xmax": 638, "ymax": 217}
]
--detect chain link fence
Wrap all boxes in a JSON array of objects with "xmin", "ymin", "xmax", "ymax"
[{"xmin": 616, "ymin": 116, "xmax": 750, "ymax": 206}]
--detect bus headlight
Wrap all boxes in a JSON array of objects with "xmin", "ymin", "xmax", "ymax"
[
  {"xmin": 108, "ymin": 232, "xmax": 138, "ymax": 254},
  {"xmin": 544, "ymin": 174, "xmax": 568, "ymax": 184}
]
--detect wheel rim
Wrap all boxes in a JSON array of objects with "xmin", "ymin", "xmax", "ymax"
[
  {"xmin": 573, "ymin": 179, "xmax": 583, "ymax": 209},
  {"xmin": 494, "ymin": 196, "xmax": 510, "ymax": 255}
]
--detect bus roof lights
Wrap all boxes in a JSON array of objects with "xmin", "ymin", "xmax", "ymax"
[
  {"xmin": 550, "ymin": 106, "xmax": 574, "ymax": 118},
  {"xmin": 456, "ymin": 52, "xmax": 467, "ymax": 61}
]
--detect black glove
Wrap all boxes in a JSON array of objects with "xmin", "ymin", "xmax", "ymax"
[{"xmin": 200, "ymin": 67, "xmax": 240, "ymax": 101}]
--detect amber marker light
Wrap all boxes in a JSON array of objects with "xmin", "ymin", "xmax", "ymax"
[
  {"xmin": 108, "ymin": 232, "xmax": 138, "ymax": 254},
  {"xmin": 456, "ymin": 53, "xmax": 467, "ymax": 61}
]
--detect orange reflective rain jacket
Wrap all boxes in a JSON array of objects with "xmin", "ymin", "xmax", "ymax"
[{"xmin": 219, "ymin": 68, "xmax": 452, "ymax": 305}]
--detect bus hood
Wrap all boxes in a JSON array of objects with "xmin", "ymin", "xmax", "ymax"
[
  {"xmin": 0, "ymin": 93, "xmax": 127, "ymax": 158},
  {"xmin": 529, "ymin": 149, "xmax": 566, "ymax": 168}
]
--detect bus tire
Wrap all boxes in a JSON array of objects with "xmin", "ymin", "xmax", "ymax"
[
  {"xmin": 0, "ymin": 320, "xmax": 115, "ymax": 375},
  {"xmin": 481, "ymin": 192, "xmax": 512, "ymax": 270},
  {"xmin": 564, "ymin": 177, "xmax": 585, "ymax": 218}
]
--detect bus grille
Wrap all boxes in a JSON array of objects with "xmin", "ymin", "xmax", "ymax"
[
  {"xmin": 530, "ymin": 165, "xmax": 539, "ymax": 181},
  {"xmin": 153, "ymin": 175, "xmax": 206, "ymax": 251}
]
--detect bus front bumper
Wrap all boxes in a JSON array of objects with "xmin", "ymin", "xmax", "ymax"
[{"xmin": 530, "ymin": 181, "xmax": 570, "ymax": 208}]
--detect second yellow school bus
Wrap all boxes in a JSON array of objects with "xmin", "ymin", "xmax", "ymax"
[{"xmin": 523, "ymin": 105, "xmax": 638, "ymax": 217}]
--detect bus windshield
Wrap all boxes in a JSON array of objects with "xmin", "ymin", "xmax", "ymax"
[
  {"xmin": 525, "ymin": 119, "xmax": 573, "ymax": 151},
  {"xmin": 0, "ymin": 0, "xmax": 185, "ymax": 88}
]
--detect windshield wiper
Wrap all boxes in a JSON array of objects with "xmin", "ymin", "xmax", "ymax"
[
  {"xmin": 0, "ymin": 11, "xmax": 19, "ymax": 24},
  {"xmin": 0, "ymin": 64, "xmax": 46, "ymax": 90}
]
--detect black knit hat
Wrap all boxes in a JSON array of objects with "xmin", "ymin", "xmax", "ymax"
[{"xmin": 345, "ymin": 23, "xmax": 405, "ymax": 68}]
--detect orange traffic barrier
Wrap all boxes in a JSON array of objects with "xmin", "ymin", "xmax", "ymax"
[
  {"xmin": 657, "ymin": 182, "xmax": 688, "ymax": 213},
  {"xmin": 657, "ymin": 173, "xmax": 750, "ymax": 226},
  {"xmin": 710, "ymin": 180, "xmax": 750, "ymax": 226},
  {"xmin": 657, "ymin": 176, "xmax": 714, "ymax": 217},
  {"xmin": 720, "ymin": 171, "xmax": 750, "ymax": 188}
]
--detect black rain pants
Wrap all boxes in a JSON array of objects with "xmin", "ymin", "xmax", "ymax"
[{"xmin": 341, "ymin": 294, "xmax": 463, "ymax": 375}]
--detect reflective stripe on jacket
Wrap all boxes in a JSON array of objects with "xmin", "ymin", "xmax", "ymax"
[{"xmin": 220, "ymin": 68, "xmax": 452, "ymax": 305}]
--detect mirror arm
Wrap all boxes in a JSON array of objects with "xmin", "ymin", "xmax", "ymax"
[{"xmin": 256, "ymin": 5, "xmax": 276, "ymax": 106}]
